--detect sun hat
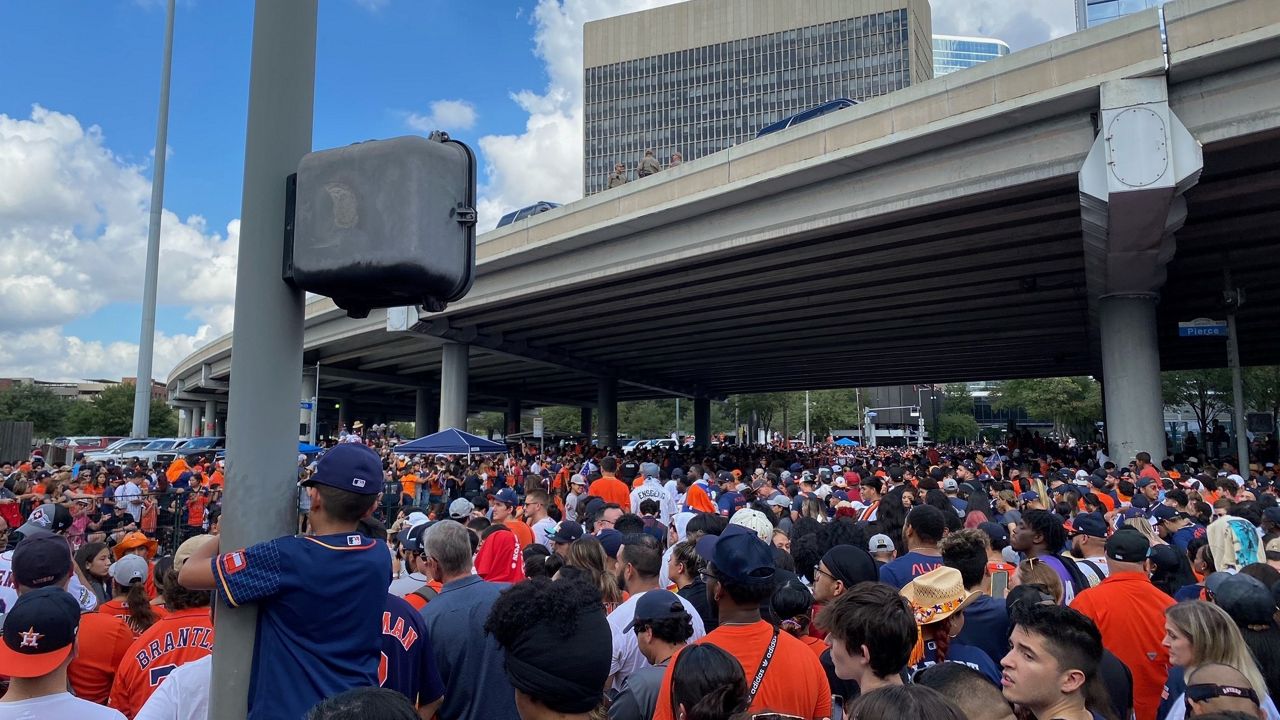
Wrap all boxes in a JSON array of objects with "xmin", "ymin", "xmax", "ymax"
[
  {"xmin": 113, "ymin": 531, "xmax": 159, "ymax": 560},
  {"xmin": 899, "ymin": 566, "xmax": 978, "ymax": 625}
]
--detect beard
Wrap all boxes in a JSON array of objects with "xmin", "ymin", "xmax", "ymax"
[{"xmin": 1069, "ymin": 542, "xmax": 1085, "ymax": 559}]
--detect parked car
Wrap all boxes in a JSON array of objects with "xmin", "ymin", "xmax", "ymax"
[
  {"xmin": 120, "ymin": 438, "xmax": 186, "ymax": 465},
  {"xmin": 620, "ymin": 438, "xmax": 647, "ymax": 453},
  {"xmin": 157, "ymin": 436, "xmax": 226, "ymax": 466},
  {"xmin": 496, "ymin": 201, "xmax": 561, "ymax": 228},
  {"xmin": 755, "ymin": 98, "xmax": 858, "ymax": 138},
  {"xmin": 51, "ymin": 436, "xmax": 124, "ymax": 452},
  {"xmin": 83, "ymin": 438, "xmax": 152, "ymax": 463}
]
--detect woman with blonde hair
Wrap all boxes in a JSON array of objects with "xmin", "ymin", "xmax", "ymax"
[
  {"xmin": 1125, "ymin": 516, "xmax": 1165, "ymax": 547},
  {"xmin": 562, "ymin": 535, "xmax": 624, "ymax": 612},
  {"xmin": 1161, "ymin": 599, "xmax": 1280, "ymax": 720},
  {"xmin": 1010, "ymin": 557, "xmax": 1066, "ymax": 605}
]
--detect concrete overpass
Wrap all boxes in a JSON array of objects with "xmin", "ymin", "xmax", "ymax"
[{"xmin": 168, "ymin": 0, "xmax": 1280, "ymax": 461}]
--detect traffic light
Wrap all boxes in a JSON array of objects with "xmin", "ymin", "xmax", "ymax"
[{"xmin": 284, "ymin": 132, "xmax": 477, "ymax": 318}]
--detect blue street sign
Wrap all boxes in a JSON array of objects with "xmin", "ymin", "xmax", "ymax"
[
  {"xmin": 1178, "ymin": 319, "xmax": 1228, "ymax": 337},
  {"xmin": 299, "ymin": 401, "xmax": 314, "ymax": 410}
]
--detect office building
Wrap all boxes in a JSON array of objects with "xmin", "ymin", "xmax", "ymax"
[
  {"xmin": 582, "ymin": 0, "xmax": 934, "ymax": 195},
  {"xmin": 1076, "ymin": 0, "xmax": 1171, "ymax": 30},
  {"xmin": 932, "ymin": 35, "xmax": 1010, "ymax": 77}
]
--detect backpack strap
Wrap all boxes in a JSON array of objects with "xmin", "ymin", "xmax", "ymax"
[{"xmin": 412, "ymin": 584, "xmax": 438, "ymax": 603}]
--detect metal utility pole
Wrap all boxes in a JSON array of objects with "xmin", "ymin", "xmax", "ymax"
[
  {"xmin": 1224, "ymin": 268, "xmax": 1250, "ymax": 480},
  {"xmin": 210, "ymin": 2, "xmax": 316, "ymax": 719},
  {"xmin": 131, "ymin": 0, "xmax": 176, "ymax": 439},
  {"xmin": 804, "ymin": 391, "xmax": 810, "ymax": 446}
]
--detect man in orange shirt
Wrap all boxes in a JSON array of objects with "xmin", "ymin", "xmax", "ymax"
[
  {"xmin": 164, "ymin": 456, "xmax": 190, "ymax": 485},
  {"xmin": 650, "ymin": 525, "xmax": 831, "ymax": 720},
  {"xmin": 590, "ymin": 457, "xmax": 634, "ymax": 509},
  {"xmin": 111, "ymin": 536, "xmax": 216, "ymax": 717},
  {"xmin": 399, "ymin": 465, "xmax": 419, "ymax": 508},
  {"xmin": 490, "ymin": 488, "xmax": 534, "ymax": 549},
  {"xmin": 1070, "ymin": 527, "xmax": 1172, "ymax": 720}
]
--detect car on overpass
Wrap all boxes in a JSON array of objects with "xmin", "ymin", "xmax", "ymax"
[
  {"xmin": 755, "ymin": 98, "xmax": 858, "ymax": 138},
  {"xmin": 496, "ymin": 201, "xmax": 561, "ymax": 228}
]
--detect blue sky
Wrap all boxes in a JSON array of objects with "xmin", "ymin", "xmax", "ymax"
[{"xmin": 0, "ymin": 0, "xmax": 1073, "ymax": 382}]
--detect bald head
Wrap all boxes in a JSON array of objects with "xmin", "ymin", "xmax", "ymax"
[{"xmin": 1185, "ymin": 664, "xmax": 1264, "ymax": 719}]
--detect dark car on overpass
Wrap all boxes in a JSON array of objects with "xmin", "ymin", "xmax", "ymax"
[
  {"xmin": 755, "ymin": 98, "xmax": 859, "ymax": 138},
  {"xmin": 496, "ymin": 201, "xmax": 561, "ymax": 228}
]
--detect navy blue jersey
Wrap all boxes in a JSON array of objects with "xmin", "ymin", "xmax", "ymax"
[
  {"xmin": 380, "ymin": 594, "xmax": 444, "ymax": 708},
  {"xmin": 212, "ymin": 532, "xmax": 391, "ymax": 720}
]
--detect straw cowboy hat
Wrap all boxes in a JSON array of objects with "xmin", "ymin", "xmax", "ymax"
[
  {"xmin": 113, "ymin": 531, "xmax": 159, "ymax": 561},
  {"xmin": 899, "ymin": 566, "xmax": 978, "ymax": 626}
]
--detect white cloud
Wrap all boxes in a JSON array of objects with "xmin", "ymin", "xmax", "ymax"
[
  {"xmin": 475, "ymin": 1, "xmax": 1075, "ymax": 227},
  {"xmin": 406, "ymin": 99, "xmax": 478, "ymax": 133},
  {"xmin": 0, "ymin": 105, "xmax": 238, "ymax": 381},
  {"xmin": 930, "ymin": 0, "xmax": 1076, "ymax": 51}
]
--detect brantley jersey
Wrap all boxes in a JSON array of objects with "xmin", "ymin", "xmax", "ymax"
[
  {"xmin": 380, "ymin": 594, "xmax": 445, "ymax": 708},
  {"xmin": 212, "ymin": 532, "xmax": 392, "ymax": 720},
  {"xmin": 110, "ymin": 607, "xmax": 214, "ymax": 718}
]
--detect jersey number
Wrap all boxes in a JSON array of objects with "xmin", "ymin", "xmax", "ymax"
[
  {"xmin": 149, "ymin": 663, "xmax": 178, "ymax": 687},
  {"xmin": 378, "ymin": 652, "xmax": 388, "ymax": 686}
]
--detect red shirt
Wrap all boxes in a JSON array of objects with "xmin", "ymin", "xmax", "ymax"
[
  {"xmin": 1071, "ymin": 572, "xmax": 1173, "ymax": 720},
  {"xmin": 68, "ymin": 612, "xmax": 135, "ymax": 704}
]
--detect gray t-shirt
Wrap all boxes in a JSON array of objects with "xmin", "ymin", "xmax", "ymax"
[{"xmin": 609, "ymin": 662, "xmax": 668, "ymax": 720}]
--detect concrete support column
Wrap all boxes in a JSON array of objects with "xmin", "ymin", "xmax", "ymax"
[
  {"xmin": 580, "ymin": 407, "xmax": 593, "ymax": 438},
  {"xmin": 204, "ymin": 399, "xmax": 218, "ymax": 437},
  {"xmin": 694, "ymin": 397, "xmax": 712, "ymax": 449},
  {"xmin": 215, "ymin": 415, "xmax": 225, "ymax": 436},
  {"xmin": 191, "ymin": 406, "xmax": 203, "ymax": 437},
  {"xmin": 506, "ymin": 397, "xmax": 522, "ymax": 437},
  {"xmin": 415, "ymin": 388, "xmax": 438, "ymax": 437},
  {"xmin": 439, "ymin": 343, "xmax": 469, "ymax": 431},
  {"xmin": 178, "ymin": 408, "xmax": 191, "ymax": 437},
  {"xmin": 300, "ymin": 372, "xmax": 317, "ymax": 441},
  {"xmin": 337, "ymin": 398, "xmax": 348, "ymax": 433},
  {"xmin": 597, "ymin": 378, "xmax": 618, "ymax": 449},
  {"xmin": 1099, "ymin": 295, "xmax": 1167, "ymax": 465}
]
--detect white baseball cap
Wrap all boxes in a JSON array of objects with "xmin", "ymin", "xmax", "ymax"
[{"xmin": 869, "ymin": 534, "xmax": 895, "ymax": 553}]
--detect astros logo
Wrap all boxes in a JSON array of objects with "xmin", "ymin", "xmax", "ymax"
[{"xmin": 18, "ymin": 627, "xmax": 42, "ymax": 649}]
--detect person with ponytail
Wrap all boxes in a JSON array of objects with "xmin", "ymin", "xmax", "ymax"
[
  {"xmin": 99, "ymin": 553, "xmax": 164, "ymax": 637},
  {"xmin": 669, "ymin": 644, "xmax": 750, "ymax": 720},
  {"xmin": 768, "ymin": 580, "xmax": 823, "ymax": 655},
  {"xmin": 900, "ymin": 566, "xmax": 1001, "ymax": 685}
]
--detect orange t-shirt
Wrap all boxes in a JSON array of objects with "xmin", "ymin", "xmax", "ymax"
[
  {"xmin": 1071, "ymin": 572, "xmax": 1173, "ymax": 720},
  {"xmin": 590, "ymin": 476, "xmax": 633, "ymax": 509},
  {"xmin": 100, "ymin": 598, "xmax": 171, "ymax": 638},
  {"xmin": 208, "ymin": 469, "xmax": 224, "ymax": 487},
  {"xmin": 165, "ymin": 459, "xmax": 190, "ymax": 484},
  {"xmin": 798, "ymin": 633, "xmax": 826, "ymax": 656},
  {"xmin": 400, "ymin": 473, "xmax": 419, "ymax": 499},
  {"xmin": 505, "ymin": 518, "xmax": 535, "ymax": 549},
  {"xmin": 651, "ymin": 620, "xmax": 831, "ymax": 720},
  {"xmin": 110, "ymin": 607, "xmax": 215, "ymax": 718},
  {"xmin": 68, "ymin": 612, "xmax": 135, "ymax": 704}
]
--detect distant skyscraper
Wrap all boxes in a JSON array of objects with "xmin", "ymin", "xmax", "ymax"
[
  {"xmin": 1075, "ymin": 0, "xmax": 1171, "ymax": 31},
  {"xmin": 581, "ymin": 0, "xmax": 934, "ymax": 196},
  {"xmin": 931, "ymin": 35, "xmax": 1010, "ymax": 77}
]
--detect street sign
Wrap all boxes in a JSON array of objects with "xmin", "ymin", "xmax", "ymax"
[
  {"xmin": 1178, "ymin": 318, "xmax": 1228, "ymax": 337},
  {"xmin": 299, "ymin": 401, "xmax": 314, "ymax": 410},
  {"xmin": 533, "ymin": 417, "xmax": 544, "ymax": 439}
]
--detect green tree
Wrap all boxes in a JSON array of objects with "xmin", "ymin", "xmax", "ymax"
[
  {"xmin": 468, "ymin": 411, "xmax": 505, "ymax": 439},
  {"xmin": 537, "ymin": 405, "xmax": 587, "ymax": 435},
  {"xmin": 941, "ymin": 383, "xmax": 975, "ymax": 415},
  {"xmin": 933, "ymin": 412, "xmax": 981, "ymax": 443},
  {"xmin": 63, "ymin": 384, "xmax": 177, "ymax": 437},
  {"xmin": 0, "ymin": 384, "xmax": 70, "ymax": 437},
  {"xmin": 991, "ymin": 377, "xmax": 1102, "ymax": 438},
  {"xmin": 1245, "ymin": 366, "xmax": 1280, "ymax": 424},
  {"xmin": 1162, "ymin": 369, "xmax": 1232, "ymax": 439}
]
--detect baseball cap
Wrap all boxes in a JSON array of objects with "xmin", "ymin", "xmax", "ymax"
[
  {"xmin": 305, "ymin": 443, "xmax": 384, "ymax": 495},
  {"xmin": 12, "ymin": 532, "xmax": 72, "ymax": 589},
  {"xmin": 110, "ymin": 553, "xmax": 149, "ymax": 586},
  {"xmin": 768, "ymin": 494, "xmax": 791, "ymax": 509},
  {"xmin": 868, "ymin": 534, "xmax": 895, "ymax": 554},
  {"xmin": 620, "ymin": 461, "xmax": 640, "ymax": 480},
  {"xmin": 448, "ymin": 498, "xmax": 475, "ymax": 520},
  {"xmin": 1148, "ymin": 504, "xmax": 1188, "ymax": 525},
  {"xmin": 623, "ymin": 589, "xmax": 689, "ymax": 633},
  {"xmin": 491, "ymin": 488, "xmax": 519, "ymax": 507},
  {"xmin": 174, "ymin": 535, "xmax": 217, "ymax": 571},
  {"xmin": 1135, "ymin": 477, "xmax": 1156, "ymax": 489},
  {"xmin": 1262, "ymin": 507, "xmax": 1280, "ymax": 526},
  {"xmin": 405, "ymin": 511, "xmax": 429, "ymax": 527},
  {"xmin": 0, "ymin": 587, "xmax": 81, "ymax": 677},
  {"xmin": 1213, "ymin": 573, "xmax": 1275, "ymax": 626},
  {"xmin": 640, "ymin": 462, "xmax": 660, "ymax": 478},
  {"xmin": 833, "ymin": 477, "xmax": 848, "ymax": 488},
  {"xmin": 17, "ymin": 504, "xmax": 72, "ymax": 536},
  {"xmin": 978, "ymin": 521, "xmax": 1009, "ymax": 548},
  {"xmin": 546, "ymin": 520, "xmax": 584, "ymax": 544},
  {"xmin": 1265, "ymin": 537, "xmax": 1280, "ymax": 562},
  {"xmin": 570, "ymin": 474, "xmax": 587, "ymax": 487},
  {"xmin": 1066, "ymin": 513, "xmax": 1109, "ymax": 539},
  {"xmin": 398, "ymin": 521, "xmax": 432, "ymax": 554},
  {"xmin": 1017, "ymin": 491, "xmax": 1040, "ymax": 504},
  {"xmin": 597, "ymin": 529, "xmax": 623, "ymax": 559},
  {"xmin": 729, "ymin": 508, "xmax": 773, "ymax": 543},
  {"xmin": 942, "ymin": 478, "xmax": 959, "ymax": 492},
  {"xmin": 696, "ymin": 524, "xmax": 776, "ymax": 586},
  {"xmin": 1104, "ymin": 528, "xmax": 1150, "ymax": 563}
]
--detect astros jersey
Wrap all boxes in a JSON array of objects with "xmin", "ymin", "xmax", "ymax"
[
  {"xmin": 110, "ymin": 607, "xmax": 215, "ymax": 718},
  {"xmin": 380, "ymin": 594, "xmax": 445, "ymax": 708},
  {"xmin": 211, "ymin": 532, "xmax": 392, "ymax": 720}
]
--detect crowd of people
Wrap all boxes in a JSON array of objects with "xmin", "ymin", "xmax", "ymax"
[{"xmin": 3, "ymin": 428, "xmax": 1280, "ymax": 720}]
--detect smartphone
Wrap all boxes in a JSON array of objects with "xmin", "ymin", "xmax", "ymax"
[
  {"xmin": 831, "ymin": 695, "xmax": 844, "ymax": 720},
  {"xmin": 991, "ymin": 569, "xmax": 1009, "ymax": 599}
]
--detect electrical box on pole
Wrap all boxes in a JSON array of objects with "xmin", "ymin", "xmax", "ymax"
[{"xmin": 285, "ymin": 132, "xmax": 477, "ymax": 318}]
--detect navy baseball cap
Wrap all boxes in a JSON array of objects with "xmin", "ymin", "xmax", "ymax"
[
  {"xmin": 696, "ymin": 524, "xmax": 776, "ymax": 586},
  {"xmin": 1066, "ymin": 513, "xmax": 1108, "ymax": 539},
  {"xmin": 305, "ymin": 444, "xmax": 383, "ymax": 495},
  {"xmin": 1135, "ymin": 477, "xmax": 1156, "ymax": 489},
  {"xmin": 1148, "ymin": 504, "xmax": 1188, "ymax": 524},
  {"xmin": 12, "ymin": 531, "xmax": 73, "ymax": 588},
  {"xmin": 1017, "ymin": 491, "xmax": 1040, "ymax": 504},
  {"xmin": 398, "ymin": 521, "xmax": 431, "ymax": 554},
  {"xmin": 0, "ymin": 586, "xmax": 80, "ymax": 678},
  {"xmin": 978, "ymin": 521, "xmax": 1008, "ymax": 547},
  {"xmin": 491, "ymin": 488, "xmax": 519, "ymax": 507},
  {"xmin": 624, "ymin": 589, "xmax": 689, "ymax": 633},
  {"xmin": 547, "ymin": 520, "xmax": 584, "ymax": 544},
  {"xmin": 1105, "ymin": 528, "xmax": 1150, "ymax": 563},
  {"xmin": 597, "ymin": 529, "xmax": 623, "ymax": 559}
]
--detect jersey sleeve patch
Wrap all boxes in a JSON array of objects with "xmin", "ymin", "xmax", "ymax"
[{"xmin": 214, "ymin": 539, "xmax": 284, "ymax": 607}]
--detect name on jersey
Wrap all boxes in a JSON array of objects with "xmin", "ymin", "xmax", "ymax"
[
  {"xmin": 134, "ymin": 626, "xmax": 215, "ymax": 669},
  {"xmin": 382, "ymin": 612, "xmax": 419, "ymax": 651}
]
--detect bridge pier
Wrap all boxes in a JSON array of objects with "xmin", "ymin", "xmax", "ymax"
[
  {"xmin": 506, "ymin": 396, "xmax": 522, "ymax": 437},
  {"xmin": 1099, "ymin": 295, "xmax": 1167, "ymax": 465},
  {"xmin": 178, "ymin": 408, "xmax": 191, "ymax": 437},
  {"xmin": 415, "ymin": 388, "xmax": 438, "ymax": 436},
  {"xmin": 694, "ymin": 397, "xmax": 711, "ymax": 448},
  {"xmin": 580, "ymin": 407, "xmax": 593, "ymax": 439},
  {"xmin": 204, "ymin": 399, "xmax": 218, "ymax": 437},
  {"xmin": 439, "ymin": 342, "xmax": 469, "ymax": 431},
  {"xmin": 597, "ymin": 378, "xmax": 618, "ymax": 450},
  {"xmin": 191, "ymin": 406, "xmax": 203, "ymax": 438}
]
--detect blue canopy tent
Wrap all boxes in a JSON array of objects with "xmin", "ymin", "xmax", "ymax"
[
  {"xmin": 394, "ymin": 428, "xmax": 508, "ymax": 456},
  {"xmin": 298, "ymin": 442, "xmax": 323, "ymax": 454},
  {"xmin": 834, "ymin": 437, "xmax": 859, "ymax": 447}
]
